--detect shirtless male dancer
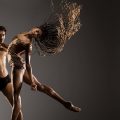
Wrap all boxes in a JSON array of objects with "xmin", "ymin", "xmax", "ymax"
[{"xmin": 0, "ymin": 26, "xmax": 23, "ymax": 120}]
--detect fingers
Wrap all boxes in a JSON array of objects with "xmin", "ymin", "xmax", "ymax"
[{"xmin": 31, "ymin": 83, "xmax": 37, "ymax": 91}]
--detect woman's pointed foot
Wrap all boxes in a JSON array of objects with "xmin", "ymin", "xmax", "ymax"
[{"xmin": 64, "ymin": 101, "xmax": 81, "ymax": 112}]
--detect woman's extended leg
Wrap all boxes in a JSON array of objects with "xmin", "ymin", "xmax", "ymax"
[{"xmin": 23, "ymin": 70, "xmax": 80, "ymax": 112}]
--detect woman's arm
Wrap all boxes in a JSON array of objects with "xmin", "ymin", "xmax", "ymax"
[{"xmin": 25, "ymin": 44, "xmax": 37, "ymax": 90}]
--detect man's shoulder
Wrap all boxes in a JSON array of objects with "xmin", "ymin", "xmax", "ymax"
[{"xmin": 1, "ymin": 43, "xmax": 8, "ymax": 48}]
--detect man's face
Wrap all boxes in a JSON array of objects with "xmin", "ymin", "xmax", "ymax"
[{"xmin": 0, "ymin": 31, "xmax": 6, "ymax": 43}]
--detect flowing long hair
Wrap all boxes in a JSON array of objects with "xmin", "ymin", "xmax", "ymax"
[{"xmin": 33, "ymin": 1, "xmax": 81, "ymax": 56}]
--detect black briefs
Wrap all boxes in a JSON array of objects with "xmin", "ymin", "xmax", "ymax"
[{"xmin": 0, "ymin": 75, "xmax": 11, "ymax": 91}]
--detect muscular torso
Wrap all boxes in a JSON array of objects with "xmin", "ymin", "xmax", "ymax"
[
  {"xmin": 8, "ymin": 34, "xmax": 31, "ymax": 55},
  {"xmin": 0, "ymin": 44, "xmax": 8, "ymax": 77},
  {"xmin": 8, "ymin": 34, "xmax": 32, "ymax": 68}
]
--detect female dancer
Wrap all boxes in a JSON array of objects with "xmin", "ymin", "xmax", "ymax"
[{"xmin": 8, "ymin": 2, "xmax": 81, "ymax": 120}]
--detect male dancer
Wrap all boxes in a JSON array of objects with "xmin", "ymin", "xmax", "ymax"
[{"xmin": 0, "ymin": 26, "xmax": 23, "ymax": 120}]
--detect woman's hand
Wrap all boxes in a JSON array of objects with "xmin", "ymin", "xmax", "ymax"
[{"xmin": 31, "ymin": 82, "xmax": 37, "ymax": 91}]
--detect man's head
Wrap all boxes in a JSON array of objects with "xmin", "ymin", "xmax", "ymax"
[{"xmin": 0, "ymin": 26, "xmax": 6, "ymax": 43}]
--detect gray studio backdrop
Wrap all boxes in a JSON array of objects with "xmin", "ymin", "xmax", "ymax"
[{"xmin": 0, "ymin": 0, "xmax": 117, "ymax": 120}]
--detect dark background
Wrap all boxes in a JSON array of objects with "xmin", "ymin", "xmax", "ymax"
[{"xmin": 0, "ymin": 0, "xmax": 119, "ymax": 120}]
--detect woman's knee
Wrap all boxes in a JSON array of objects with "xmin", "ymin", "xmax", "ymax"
[
  {"xmin": 39, "ymin": 84, "xmax": 55, "ymax": 94},
  {"xmin": 14, "ymin": 94, "xmax": 20, "ymax": 103},
  {"xmin": 36, "ymin": 83, "xmax": 44, "ymax": 91}
]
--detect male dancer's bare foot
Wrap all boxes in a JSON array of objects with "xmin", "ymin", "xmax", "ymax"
[{"xmin": 64, "ymin": 101, "xmax": 81, "ymax": 112}]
